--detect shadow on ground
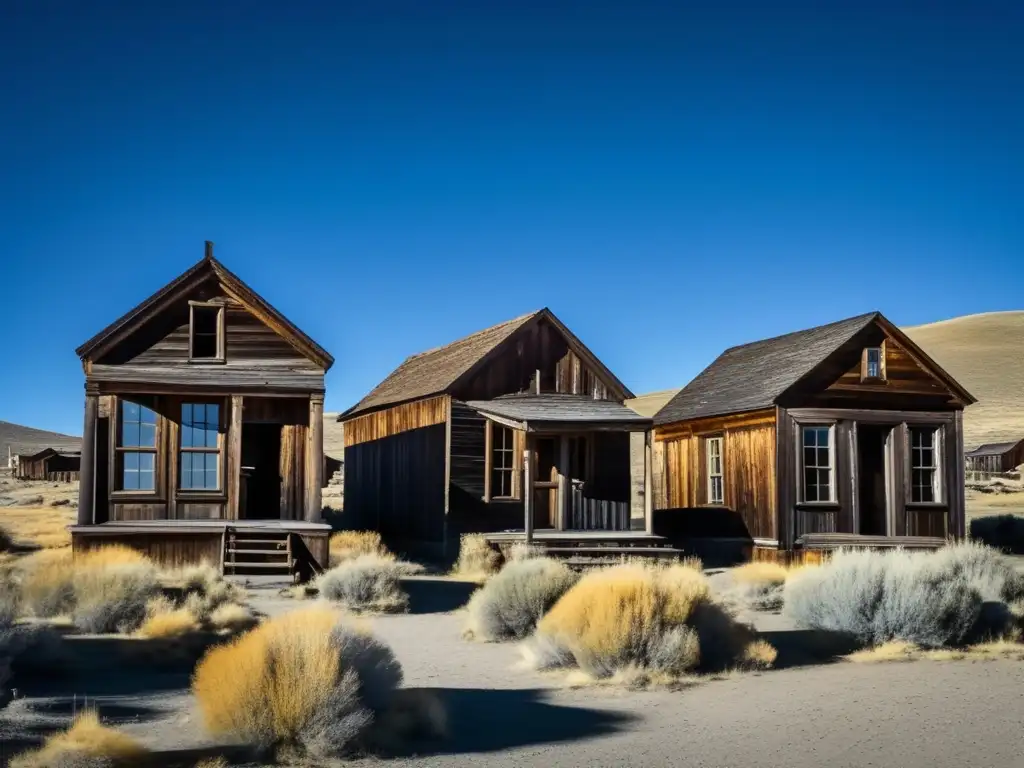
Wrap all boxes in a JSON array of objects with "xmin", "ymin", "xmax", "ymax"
[
  {"xmin": 403, "ymin": 578, "xmax": 477, "ymax": 614},
  {"xmin": 759, "ymin": 628, "xmax": 861, "ymax": 669},
  {"xmin": 385, "ymin": 686, "xmax": 637, "ymax": 757}
]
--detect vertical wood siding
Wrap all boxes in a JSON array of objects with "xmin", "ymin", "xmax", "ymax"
[{"xmin": 343, "ymin": 396, "xmax": 449, "ymax": 447}]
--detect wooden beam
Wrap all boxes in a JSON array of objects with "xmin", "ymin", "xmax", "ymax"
[
  {"xmin": 644, "ymin": 431, "xmax": 653, "ymax": 535},
  {"xmin": 483, "ymin": 419, "xmax": 493, "ymax": 502},
  {"xmin": 228, "ymin": 395, "xmax": 243, "ymax": 520},
  {"xmin": 557, "ymin": 436, "xmax": 569, "ymax": 531},
  {"xmin": 306, "ymin": 394, "xmax": 324, "ymax": 522},
  {"xmin": 77, "ymin": 392, "xmax": 99, "ymax": 526},
  {"xmin": 523, "ymin": 441, "xmax": 534, "ymax": 544}
]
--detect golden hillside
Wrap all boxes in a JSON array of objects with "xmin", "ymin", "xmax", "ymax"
[{"xmin": 903, "ymin": 310, "xmax": 1024, "ymax": 450}]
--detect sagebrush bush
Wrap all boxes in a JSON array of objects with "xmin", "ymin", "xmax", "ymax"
[
  {"xmin": 208, "ymin": 602, "xmax": 258, "ymax": 633},
  {"xmin": 452, "ymin": 534, "xmax": 501, "ymax": 580},
  {"xmin": 193, "ymin": 605, "xmax": 435, "ymax": 759},
  {"xmin": 524, "ymin": 562, "xmax": 769, "ymax": 679},
  {"xmin": 784, "ymin": 544, "xmax": 1022, "ymax": 648},
  {"xmin": 10, "ymin": 709, "xmax": 148, "ymax": 768},
  {"xmin": 464, "ymin": 558, "xmax": 578, "ymax": 642},
  {"xmin": 72, "ymin": 562, "xmax": 160, "ymax": 634},
  {"xmin": 329, "ymin": 531, "xmax": 391, "ymax": 566},
  {"xmin": 137, "ymin": 606, "xmax": 201, "ymax": 639},
  {"xmin": 163, "ymin": 563, "xmax": 245, "ymax": 621},
  {"xmin": 725, "ymin": 562, "xmax": 792, "ymax": 612},
  {"xmin": 17, "ymin": 549, "xmax": 77, "ymax": 617},
  {"xmin": 317, "ymin": 554, "xmax": 417, "ymax": 613}
]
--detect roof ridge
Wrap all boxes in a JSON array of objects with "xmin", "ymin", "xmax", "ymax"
[
  {"xmin": 406, "ymin": 310, "xmax": 542, "ymax": 359},
  {"xmin": 720, "ymin": 311, "xmax": 879, "ymax": 355}
]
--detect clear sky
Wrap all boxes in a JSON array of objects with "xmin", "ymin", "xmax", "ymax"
[{"xmin": 2, "ymin": 1, "xmax": 1022, "ymax": 435}]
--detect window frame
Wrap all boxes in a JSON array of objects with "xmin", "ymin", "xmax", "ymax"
[
  {"xmin": 177, "ymin": 400, "xmax": 226, "ymax": 494},
  {"xmin": 798, "ymin": 423, "xmax": 837, "ymax": 505},
  {"xmin": 907, "ymin": 425, "xmax": 944, "ymax": 506},
  {"xmin": 705, "ymin": 435, "xmax": 725, "ymax": 505},
  {"xmin": 113, "ymin": 398, "xmax": 159, "ymax": 496},
  {"xmin": 484, "ymin": 420, "xmax": 521, "ymax": 502},
  {"xmin": 860, "ymin": 343, "xmax": 887, "ymax": 383},
  {"xmin": 188, "ymin": 301, "xmax": 226, "ymax": 364}
]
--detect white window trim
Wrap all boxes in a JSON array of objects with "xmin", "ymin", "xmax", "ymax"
[
  {"xmin": 799, "ymin": 424, "xmax": 837, "ymax": 504},
  {"xmin": 909, "ymin": 425, "xmax": 943, "ymax": 505},
  {"xmin": 706, "ymin": 436, "xmax": 724, "ymax": 505}
]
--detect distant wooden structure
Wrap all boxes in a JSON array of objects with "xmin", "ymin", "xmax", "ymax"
[
  {"xmin": 964, "ymin": 439, "xmax": 1024, "ymax": 474},
  {"xmin": 71, "ymin": 242, "xmax": 334, "ymax": 579},
  {"xmin": 15, "ymin": 448, "xmax": 81, "ymax": 481},
  {"xmin": 652, "ymin": 312, "xmax": 976, "ymax": 563},
  {"xmin": 339, "ymin": 309, "xmax": 663, "ymax": 559}
]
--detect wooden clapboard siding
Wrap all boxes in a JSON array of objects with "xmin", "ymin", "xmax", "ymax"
[
  {"xmin": 656, "ymin": 410, "xmax": 776, "ymax": 540},
  {"xmin": 73, "ymin": 530, "xmax": 224, "ymax": 569},
  {"xmin": 343, "ymin": 396, "xmax": 449, "ymax": 447},
  {"xmin": 111, "ymin": 503, "xmax": 167, "ymax": 522},
  {"xmin": 280, "ymin": 423, "xmax": 307, "ymax": 519},
  {"xmin": 826, "ymin": 334, "xmax": 954, "ymax": 397}
]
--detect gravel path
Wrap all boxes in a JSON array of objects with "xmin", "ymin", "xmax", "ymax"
[{"xmin": 3, "ymin": 576, "xmax": 1023, "ymax": 768}]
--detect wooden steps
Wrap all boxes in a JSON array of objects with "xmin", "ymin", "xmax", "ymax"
[{"xmin": 223, "ymin": 527, "xmax": 294, "ymax": 578}]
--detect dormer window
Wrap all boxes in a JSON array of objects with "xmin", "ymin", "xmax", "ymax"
[
  {"xmin": 189, "ymin": 302, "xmax": 224, "ymax": 361},
  {"xmin": 861, "ymin": 345, "xmax": 885, "ymax": 382}
]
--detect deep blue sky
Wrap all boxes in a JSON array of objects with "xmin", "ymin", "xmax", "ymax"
[{"xmin": 2, "ymin": 1, "xmax": 1022, "ymax": 434}]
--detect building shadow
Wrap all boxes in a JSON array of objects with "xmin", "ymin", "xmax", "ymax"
[{"xmin": 403, "ymin": 578, "xmax": 478, "ymax": 614}]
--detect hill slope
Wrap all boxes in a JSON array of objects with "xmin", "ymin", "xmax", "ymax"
[
  {"xmin": 903, "ymin": 311, "xmax": 1024, "ymax": 450},
  {"xmin": 0, "ymin": 420, "xmax": 81, "ymax": 462}
]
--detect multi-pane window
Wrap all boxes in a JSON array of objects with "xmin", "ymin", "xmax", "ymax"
[
  {"xmin": 864, "ymin": 347, "xmax": 883, "ymax": 379},
  {"xmin": 490, "ymin": 424, "xmax": 515, "ymax": 498},
  {"xmin": 180, "ymin": 403, "xmax": 220, "ymax": 490},
  {"xmin": 118, "ymin": 400, "xmax": 156, "ymax": 491},
  {"xmin": 910, "ymin": 427, "xmax": 940, "ymax": 503},
  {"xmin": 706, "ymin": 437, "xmax": 724, "ymax": 504},
  {"xmin": 802, "ymin": 426, "xmax": 833, "ymax": 502}
]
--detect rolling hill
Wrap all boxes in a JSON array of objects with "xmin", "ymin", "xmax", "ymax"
[
  {"xmin": 904, "ymin": 310, "xmax": 1024, "ymax": 450},
  {"xmin": 0, "ymin": 420, "xmax": 81, "ymax": 464}
]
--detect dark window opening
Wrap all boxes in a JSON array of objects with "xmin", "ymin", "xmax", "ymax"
[{"xmin": 191, "ymin": 305, "xmax": 221, "ymax": 359}]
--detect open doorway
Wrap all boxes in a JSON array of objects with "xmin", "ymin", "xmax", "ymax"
[
  {"xmin": 857, "ymin": 424, "xmax": 891, "ymax": 536},
  {"xmin": 240, "ymin": 423, "xmax": 281, "ymax": 519}
]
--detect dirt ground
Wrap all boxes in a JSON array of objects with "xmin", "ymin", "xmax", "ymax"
[{"xmin": 3, "ymin": 573, "xmax": 1024, "ymax": 768}]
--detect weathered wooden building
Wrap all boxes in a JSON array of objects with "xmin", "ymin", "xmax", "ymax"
[
  {"xmin": 339, "ymin": 309, "xmax": 658, "ymax": 558},
  {"xmin": 652, "ymin": 312, "xmax": 976, "ymax": 561},
  {"xmin": 71, "ymin": 243, "xmax": 334, "ymax": 578},
  {"xmin": 15, "ymin": 448, "xmax": 81, "ymax": 481},
  {"xmin": 964, "ymin": 439, "xmax": 1024, "ymax": 474}
]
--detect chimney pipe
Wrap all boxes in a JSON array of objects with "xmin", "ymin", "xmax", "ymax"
[{"xmin": 204, "ymin": 241, "xmax": 214, "ymax": 260}]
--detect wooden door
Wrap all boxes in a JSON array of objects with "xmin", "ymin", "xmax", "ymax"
[{"xmin": 533, "ymin": 437, "xmax": 559, "ymax": 528}]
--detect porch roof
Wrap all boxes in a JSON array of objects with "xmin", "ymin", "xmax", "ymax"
[{"xmin": 464, "ymin": 394, "xmax": 651, "ymax": 432}]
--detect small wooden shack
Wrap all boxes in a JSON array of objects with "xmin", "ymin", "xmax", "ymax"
[
  {"xmin": 652, "ymin": 311, "xmax": 976, "ymax": 562},
  {"xmin": 15, "ymin": 448, "xmax": 81, "ymax": 481},
  {"xmin": 71, "ymin": 242, "xmax": 334, "ymax": 578},
  {"xmin": 964, "ymin": 439, "xmax": 1024, "ymax": 474},
  {"xmin": 339, "ymin": 309, "xmax": 661, "ymax": 559}
]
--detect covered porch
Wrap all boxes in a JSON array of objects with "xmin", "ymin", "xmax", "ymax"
[{"xmin": 464, "ymin": 395, "xmax": 656, "ymax": 543}]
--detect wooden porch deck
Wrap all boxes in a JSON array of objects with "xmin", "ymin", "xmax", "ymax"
[{"xmin": 484, "ymin": 529, "xmax": 686, "ymax": 562}]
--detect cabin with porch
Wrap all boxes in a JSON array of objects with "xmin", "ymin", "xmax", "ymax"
[
  {"xmin": 71, "ymin": 243, "xmax": 334, "ymax": 579},
  {"xmin": 964, "ymin": 438, "xmax": 1024, "ymax": 476},
  {"xmin": 651, "ymin": 311, "xmax": 975, "ymax": 563},
  {"xmin": 339, "ymin": 309, "xmax": 665, "ymax": 560}
]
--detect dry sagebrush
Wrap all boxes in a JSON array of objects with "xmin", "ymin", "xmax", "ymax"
[
  {"xmin": 317, "ymin": 554, "xmax": 420, "ymax": 613},
  {"xmin": 724, "ymin": 562, "xmax": 797, "ymax": 612},
  {"xmin": 523, "ymin": 561, "xmax": 773, "ymax": 681},
  {"xmin": 464, "ymin": 557, "xmax": 579, "ymax": 642},
  {"xmin": 784, "ymin": 542, "xmax": 1024, "ymax": 649},
  {"xmin": 451, "ymin": 534, "xmax": 501, "ymax": 580},
  {"xmin": 329, "ymin": 530, "xmax": 392, "ymax": 566},
  {"xmin": 192, "ymin": 605, "xmax": 441, "ymax": 759},
  {"xmin": 10, "ymin": 709, "xmax": 148, "ymax": 768}
]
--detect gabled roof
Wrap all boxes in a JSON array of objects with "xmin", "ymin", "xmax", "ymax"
[
  {"xmin": 341, "ymin": 308, "xmax": 632, "ymax": 419},
  {"xmin": 965, "ymin": 439, "xmax": 1024, "ymax": 457},
  {"xmin": 75, "ymin": 242, "xmax": 333, "ymax": 370},
  {"xmin": 654, "ymin": 311, "xmax": 976, "ymax": 425},
  {"xmin": 465, "ymin": 394, "xmax": 651, "ymax": 430}
]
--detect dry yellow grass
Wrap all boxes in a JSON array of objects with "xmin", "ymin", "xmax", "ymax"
[
  {"xmin": 10, "ymin": 709, "xmax": 148, "ymax": 768},
  {"xmin": 194, "ymin": 759, "xmax": 230, "ymax": 768},
  {"xmin": 731, "ymin": 561, "xmax": 791, "ymax": 586},
  {"xmin": 0, "ymin": 505, "xmax": 74, "ymax": 549},
  {"xmin": 846, "ymin": 637, "xmax": 1024, "ymax": 664},
  {"xmin": 903, "ymin": 311, "xmax": 1024, "ymax": 448},
  {"xmin": 137, "ymin": 607, "xmax": 201, "ymax": 638},
  {"xmin": 329, "ymin": 530, "xmax": 391, "ymax": 566},
  {"xmin": 451, "ymin": 534, "xmax": 501, "ymax": 581},
  {"xmin": 17, "ymin": 548, "xmax": 76, "ymax": 616},
  {"xmin": 193, "ymin": 604, "xmax": 343, "ymax": 742},
  {"xmin": 77, "ymin": 544, "xmax": 150, "ymax": 569},
  {"xmin": 208, "ymin": 602, "xmax": 258, "ymax": 633}
]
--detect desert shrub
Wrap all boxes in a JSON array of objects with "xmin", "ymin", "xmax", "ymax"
[
  {"xmin": 506, "ymin": 541, "xmax": 544, "ymax": 562},
  {"xmin": 464, "ymin": 558, "xmax": 578, "ymax": 642},
  {"xmin": 10, "ymin": 709, "xmax": 148, "ymax": 768},
  {"xmin": 452, "ymin": 534, "xmax": 501, "ymax": 580},
  {"xmin": 137, "ymin": 606, "xmax": 201, "ymax": 639},
  {"xmin": 17, "ymin": 549, "xmax": 77, "ymax": 617},
  {"xmin": 329, "ymin": 531, "xmax": 391, "ymax": 566},
  {"xmin": 724, "ymin": 562, "xmax": 792, "ymax": 611},
  {"xmin": 193, "ymin": 605, "xmax": 436, "ymax": 759},
  {"xmin": 208, "ymin": 602, "xmax": 259, "ymax": 633},
  {"xmin": 72, "ymin": 562, "xmax": 160, "ymax": 634},
  {"xmin": 524, "ymin": 562, "xmax": 769, "ymax": 680},
  {"xmin": 783, "ymin": 545, "xmax": 1020, "ymax": 648},
  {"xmin": 164, "ymin": 563, "xmax": 246, "ymax": 621},
  {"xmin": 971, "ymin": 514, "xmax": 1024, "ymax": 555},
  {"xmin": 317, "ymin": 554, "xmax": 416, "ymax": 613},
  {"xmin": 76, "ymin": 545, "xmax": 149, "ymax": 569}
]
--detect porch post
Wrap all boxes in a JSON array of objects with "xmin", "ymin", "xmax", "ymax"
[
  {"xmin": 523, "ymin": 439, "xmax": 534, "ymax": 544},
  {"xmin": 306, "ymin": 394, "xmax": 324, "ymax": 522},
  {"xmin": 557, "ymin": 436, "xmax": 569, "ymax": 531},
  {"xmin": 77, "ymin": 390, "xmax": 99, "ymax": 526},
  {"xmin": 228, "ymin": 395, "xmax": 243, "ymax": 521},
  {"xmin": 644, "ymin": 430, "xmax": 654, "ymax": 535}
]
